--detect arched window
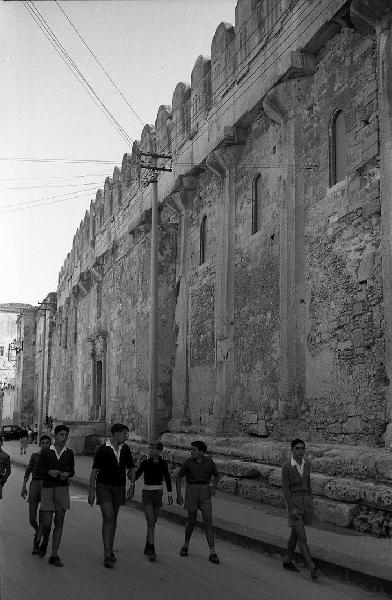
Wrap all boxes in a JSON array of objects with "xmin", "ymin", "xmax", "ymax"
[
  {"xmin": 329, "ymin": 109, "xmax": 346, "ymax": 187},
  {"xmin": 252, "ymin": 174, "xmax": 263, "ymax": 235},
  {"xmin": 200, "ymin": 215, "xmax": 207, "ymax": 265}
]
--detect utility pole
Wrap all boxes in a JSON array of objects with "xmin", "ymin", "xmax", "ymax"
[
  {"xmin": 140, "ymin": 151, "xmax": 172, "ymax": 443},
  {"xmin": 37, "ymin": 299, "xmax": 55, "ymax": 442},
  {"xmin": 37, "ymin": 305, "xmax": 47, "ymax": 444}
]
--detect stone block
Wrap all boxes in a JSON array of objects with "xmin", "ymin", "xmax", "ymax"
[
  {"xmin": 217, "ymin": 476, "xmax": 238, "ymax": 495},
  {"xmin": 237, "ymin": 480, "xmax": 285, "ymax": 508},
  {"xmin": 309, "ymin": 473, "xmax": 332, "ymax": 496},
  {"xmin": 325, "ymin": 478, "xmax": 392, "ymax": 509},
  {"xmin": 268, "ymin": 466, "xmax": 283, "ymax": 488},
  {"xmin": 313, "ymin": 497, "xmax": 358, "ymax": 528},
  {"xmin": 214, "ymin": 459, "xmax": 273, "ymax": 480}
]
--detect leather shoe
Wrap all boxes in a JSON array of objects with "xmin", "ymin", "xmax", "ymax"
[
  {"xmin": 180, "ymin": 545, "xmax": 188, "ymax": 557},
  {"xmin": 283, "ymin": 561, "xmax": 300, "ymax": 572},
  {"xmin": 48, "ymin": 555, "xmax": 63, "ymax": 567},
  {"xmin": 209, "ymin": 553, "xmax": 220, "ymax": 564},
  {"xmin": 104, "ymin": 556, "xmax": 113, "ymax": 568}
]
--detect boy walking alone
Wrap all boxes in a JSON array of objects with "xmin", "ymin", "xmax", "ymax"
[{"xmin": 281, "ymin": 438, "xmax": 319, "ymax": 579}]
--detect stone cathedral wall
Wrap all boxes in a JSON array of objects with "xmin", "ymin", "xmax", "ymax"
[{"xmin": 48, "ymin": 0, "xmax": 392, "ymax": 446}]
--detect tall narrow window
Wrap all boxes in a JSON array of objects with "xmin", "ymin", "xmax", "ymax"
[
  {"xmin": 329, "ymin": 109, "xmax": 346, "ymax": 186},
  {"xmin": 73, "ymin": 306, "xmax": 78, "ymax": 344},
  {"xmin": 200, "ymin": 215, "xmax": 207, "ymax": 265},
  {"xmin": 97, "ymin": 282, "xmax": 102, "ymax": 319},
  {"xmin": 252, "ymin": 174, "xmax": 263, "ymax": 235}
]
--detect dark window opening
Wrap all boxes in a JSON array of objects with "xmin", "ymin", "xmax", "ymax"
[
  {"xmin": 200, "ymin": 215, "xmax": 207, "ymax": 265},
  {"xmin": 329, "ymin": 108, "xmax": 346, "ymax": 186},
  {"xmin": 252, "ymin": 174, "xmax": 262, "ymax": 235}
]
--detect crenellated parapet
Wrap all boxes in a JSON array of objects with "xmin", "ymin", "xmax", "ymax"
[{"xmin": 56, "ymin": 0, "xmax": 356, "ymax": 306}]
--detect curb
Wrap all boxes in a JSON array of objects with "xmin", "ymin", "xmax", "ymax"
[{"xmin": 11, "ymin": 458, "xmax": 392, "ymax": 595}]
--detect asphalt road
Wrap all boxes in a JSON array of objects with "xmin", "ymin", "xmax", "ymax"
[{"xmin": 0, "ymin": 465, "xmax": 385, "ymax": 600}]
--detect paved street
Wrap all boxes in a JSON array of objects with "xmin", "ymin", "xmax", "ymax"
[{"xmin": 0, "ymin": 465, "xmax": 385, "ymax": 600}]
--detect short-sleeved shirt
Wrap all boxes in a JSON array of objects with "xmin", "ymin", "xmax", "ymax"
[
  {"xmin": 178, "ymin": 455, "xmax": 219, "ymax": 485},
  {"xmin": 93, "ymin": 443, "xmax": 135, "ymax": 487}
]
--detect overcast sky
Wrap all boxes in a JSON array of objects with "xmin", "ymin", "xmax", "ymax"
[{"xmin": 1, "ymin": 0, "xmax": 237, "ymax": 305}]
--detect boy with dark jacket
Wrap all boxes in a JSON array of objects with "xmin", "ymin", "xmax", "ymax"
[
  {"xmin": 281, "ymin": 438, "xmax": 318, "ymax": 579},
  {"xmin": 37, "ymin": 424, "xmax": 75, "ymax": 567}
]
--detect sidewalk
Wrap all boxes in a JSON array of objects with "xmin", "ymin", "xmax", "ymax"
[{"xmin": 6, "ymin": 440, "xmax": 392, "ymax": 595}]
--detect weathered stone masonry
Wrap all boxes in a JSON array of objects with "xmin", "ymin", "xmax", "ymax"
[{"xmin": 41, "ymin": 0, "xmax": 392, "ymax": 465}]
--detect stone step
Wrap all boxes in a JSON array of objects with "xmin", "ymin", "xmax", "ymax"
[{"xmin": 127, "ymin": 435, "xmax": 392, "ymax": 534}]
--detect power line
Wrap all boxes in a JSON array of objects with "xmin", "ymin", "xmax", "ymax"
[
  {"xmin": 55, "ymin": 0, "xmax": 145, "ymax": 129},
  {"xmin": 0, "ymin": 157, "xmax": 118, "ymax": 164},
  {"xmin": 1, "ymin": 181, "xmax": 103, "ymax": 192},
  {"xmin": 23, "ymin": 1, "xmax": 134, "ymax": 149},
  {"xmin": 0, "ymin": 187, "xmax": 98, "ymax": 211},
  {"xmin": 157, "ymin": 0, "xmax": 331, "ymax": 173}
]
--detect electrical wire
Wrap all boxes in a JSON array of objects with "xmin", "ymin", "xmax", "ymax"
[
  {"xmin": 23, "ymin": 1, "xmax": 134, "ymax": 149},
  {"xmin": 55, "ymin": 0, "xmax": 145, "ymax": 129}
]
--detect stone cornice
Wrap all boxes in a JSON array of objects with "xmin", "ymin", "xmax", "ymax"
[{"xmin": 351, "ymin": 0, "xmax": 392, "ymax": 34}]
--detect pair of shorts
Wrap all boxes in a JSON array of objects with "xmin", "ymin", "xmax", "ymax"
[
  {"xmin": 287, "ymin": 492, "xmax": 314, "ymax": 527},
  {"xmin": 40, "ymin": 486, "xmax": 70, "ymax": 512},
  {"xmin": 96, "ymin": 482, "xmax": 125, "ymax": 508},
  {"xmin": 184, "ymin": 484, "xmax": 212, "ymax": 517},
  {"xmin": 142, "ymin": 489, "xmax": 163, "ymax": 509},
  {"xmin": 28, "ymin": 479, "xmax": 43, "ymax": 504}
]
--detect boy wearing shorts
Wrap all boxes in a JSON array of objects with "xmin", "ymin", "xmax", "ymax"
[
  {"xmin": 176, "ymin": 440, "xmax": 220, "ymax": 564},
  {"xmin": 21, "ymin": 434, "xmax": 51, "ymax": 554},
  {"xmin": 134, "ymin": 440, "xmax": 172, "ymax": 561},
  {"xmin": 37, "ymin": 424, "xmax": 75, "ymax": 567},
  {"xmin": 88, "ymin": 423, "xmax": 136, "ymax": 568}
]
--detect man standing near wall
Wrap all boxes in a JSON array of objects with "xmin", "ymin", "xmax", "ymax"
[
  {"xmin": 176, "ymin": 440, "xmax": 220, "ymax": 564},
  {"xmin": 37, "ymin": 424, "xmax": 75, "ymax": 567},
  {"xmin": 88, "ymin": 423, "xmax": 136, "ymax": 568}
]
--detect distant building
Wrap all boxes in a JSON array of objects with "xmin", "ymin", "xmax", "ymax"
[{"xmin": 0, "ymin": 303, "xmax": 33, "ymax": 424}]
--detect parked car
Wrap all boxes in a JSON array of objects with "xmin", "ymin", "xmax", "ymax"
[{"xmin": 1, "ymin": 425, "xmax": 22, "ymax": 440}]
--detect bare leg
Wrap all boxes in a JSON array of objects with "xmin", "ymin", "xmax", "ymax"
[
  {"xmin": 184, "ymin": 511, "xmax": 197, "ymax": 547},
  {"xmin": 100, "ymin": 503, "xmax": 116, "ymax": 558},
  {"xmin": 144, "ymin": 504, "xmax": 156, "ymax": 545},
  {"xmin": 29, "ymin": 502, "xmax": 39, "ymax": 533},
  {"xmin": 201, "ymin": 513, "xmax": 215, "ymax": 551},
  {"xmin": 51, "ymin": 510, "xmax": 65, "ymax": 556}
]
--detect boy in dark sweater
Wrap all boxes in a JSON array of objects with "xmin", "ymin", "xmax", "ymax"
[
  {"xmin": 134, "ymin": 440, "xmax": 172, "ymax": 561},
  {"xmin": 37, "ymin": 424, "xmax": 75, "ymax": 567},
  {"xmin": 88, "ymin": 423, "xmax": 136, "ymax": 568},
  {"xmin": 21, "ymin": 434, "xmax": 51, "ymax": 554}
]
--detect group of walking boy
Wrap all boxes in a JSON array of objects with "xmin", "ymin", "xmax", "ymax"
[{"xmin": 16, "ymin": 424, "xmax": 318, "ymax": 579}]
